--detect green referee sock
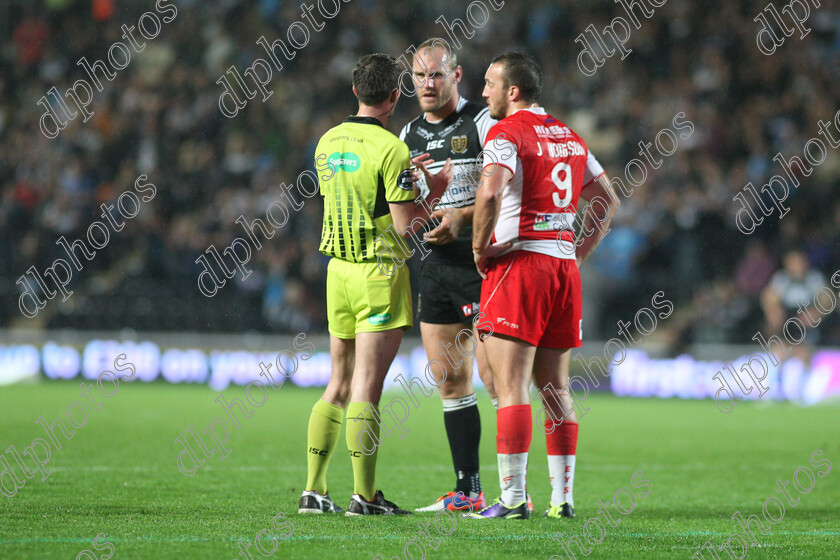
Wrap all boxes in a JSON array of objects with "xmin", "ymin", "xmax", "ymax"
[
  {"xmin": 346, "ymin": 402, "xmax": 381, "ymax": 501},
  {"xmin": 305, "ymin": 399, "xmax": 344, "ymax": 495}
]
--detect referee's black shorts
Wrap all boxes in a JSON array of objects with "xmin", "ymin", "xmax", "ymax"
[{"xmin": 417, "ymin": 262, "xmax": 483, "ymax": 326}]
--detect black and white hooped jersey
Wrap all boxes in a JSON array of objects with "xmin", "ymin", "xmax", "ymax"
[{"xmin": 399, "ymin": 98, "xmax": 496, "ymax": 265}]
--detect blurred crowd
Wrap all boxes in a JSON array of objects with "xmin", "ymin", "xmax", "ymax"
[{"xmin": 1, "ymin": 0, "xmax": 839, "ymax": 344}]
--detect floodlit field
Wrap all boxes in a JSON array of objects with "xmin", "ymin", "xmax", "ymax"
[{"xmin": 1, "ymin": 382, "xmax": 837, "ymax": 559}]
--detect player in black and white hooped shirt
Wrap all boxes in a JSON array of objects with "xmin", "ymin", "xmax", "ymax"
[{"xmin": 400, "ymin": 38, "xmax": 530, "ymax": 514}]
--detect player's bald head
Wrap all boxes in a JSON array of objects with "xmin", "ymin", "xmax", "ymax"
[{"xmin": 415, "ymin": 38, "xmax": 457, "ymax": 73}]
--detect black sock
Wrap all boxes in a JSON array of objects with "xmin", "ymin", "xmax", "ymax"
[{"xmin": 442, "ymin": 394, "xmax": 481, "ymax": 497}]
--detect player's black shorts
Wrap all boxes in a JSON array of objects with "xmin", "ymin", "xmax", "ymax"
[{"xmin": 417, "ymin": 262, "xmax": 482, "ymax": 325}]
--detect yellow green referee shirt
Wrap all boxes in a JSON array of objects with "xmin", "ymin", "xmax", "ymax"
[{"xmin": 315, "ymin": 115, "xmax": 415, "ymax": 262}]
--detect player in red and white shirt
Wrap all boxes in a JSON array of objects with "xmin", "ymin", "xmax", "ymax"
[{"xmin": 467, "ymin": 53, "xmax": 619, "ymax": 520}]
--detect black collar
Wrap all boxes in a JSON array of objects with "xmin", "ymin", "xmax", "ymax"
[{"xmin": 344, "ymin": 115, "xmax": 384, "ymax": 128}]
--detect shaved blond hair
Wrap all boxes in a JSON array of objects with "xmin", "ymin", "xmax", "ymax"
[{"xmin": 416, "ymin": 37, "xmax": 458, "ymax": 73}]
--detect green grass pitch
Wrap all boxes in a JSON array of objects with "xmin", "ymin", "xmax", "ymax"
[{"xmin": 0, "ymin": 382, "xmax": 837, "ymax": 559}]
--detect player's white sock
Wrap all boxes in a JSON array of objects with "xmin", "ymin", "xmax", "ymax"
[
  {"xmin": 498, "ymin": 452, "xmax": 528, "ymax": 506},
  {"xmin": 491, "ymin": 397, "xmax": 499, "ymax": 410},
  {"xmin": 548, "ymin": 455, "xmax": 575, "ymax": 506},
  {"xmin": 546, "ymin": 419, "xmax": 578, "ymax": 507}
]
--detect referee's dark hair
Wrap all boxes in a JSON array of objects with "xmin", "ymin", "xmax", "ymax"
[
  {"xmin": 490, "ymin": 52, "xmax": 542, "ymax": 103},
  {"xmin": 353, "ymin": 53, "xmax": 400, "ymax": 106}
]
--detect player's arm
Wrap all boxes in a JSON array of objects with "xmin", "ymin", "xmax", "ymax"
[
  {"xmin": 390, "ymin": 200, "xmax": 438, "ymax": 235},
  {"xmin": 427, "ymin": 205, "xmax": 471, "ymax": 245},
  {"xmin": 472, "ymin": 163, "xmax": 513, "ymax": 278},
  {"xmin": 576, "ymin": 174, "xmax": 619, "ymax": 266}
]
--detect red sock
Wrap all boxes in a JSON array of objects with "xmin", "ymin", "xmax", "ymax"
[
  {"xmin": 497, "ymin": 404, "xmax": 532, "ymax": 454},
  {"xmin": 496, "ymin": 404, "xmax": 532, "ymax": 505},
  {"xmin": 546, "ymin": 420, "xmax": 578, "ymax": 455}
]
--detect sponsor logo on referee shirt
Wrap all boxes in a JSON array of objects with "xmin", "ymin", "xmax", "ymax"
[
  {"xmin": 328, "ymin": 152, "xmax": 361, "ymax": 173},
  {"xmin": 368, "ymin": 312, "xmax": 392, "ymax": 325}
]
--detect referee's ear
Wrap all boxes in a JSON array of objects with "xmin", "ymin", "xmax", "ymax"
[{"xmin": 385, "ymin": 88, "xmax": 400, "ymax": 114}]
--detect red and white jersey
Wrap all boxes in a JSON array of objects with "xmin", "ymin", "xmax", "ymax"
[{"xmin": 482, "ymin": 107, "xmax": 605, "ymax": 259}]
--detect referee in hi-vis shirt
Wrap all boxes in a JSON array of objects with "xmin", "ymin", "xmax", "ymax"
[{"xmin": 299, "ymin": 53, "xmax": 451, "ymax": 516}]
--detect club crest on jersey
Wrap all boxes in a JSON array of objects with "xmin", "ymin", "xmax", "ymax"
[{"xmin": 451, "ymin": 135, "xmax": 468, "ymax": 153}]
